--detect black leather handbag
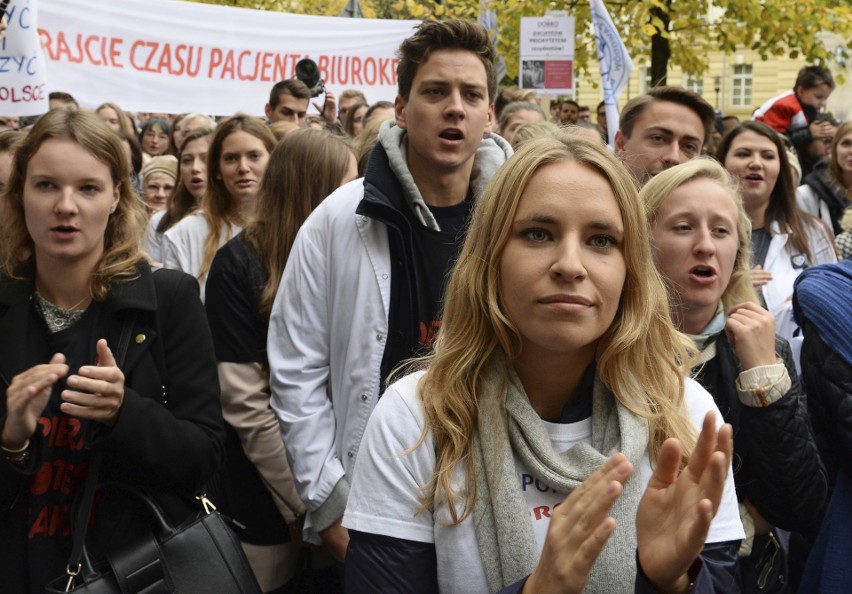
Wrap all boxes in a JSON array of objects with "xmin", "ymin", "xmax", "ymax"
[
  {"xmin": 44, "ymin": 315, "xmax": 261, "ymax": 594},
  {"xmin": 44, "ymin": 477, "xmax": 262, "ymax": 594}
]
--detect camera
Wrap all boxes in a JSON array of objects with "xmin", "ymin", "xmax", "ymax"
[{"xmin": 295, "ymin": 58, "xmax": 325, "ymax": 98}]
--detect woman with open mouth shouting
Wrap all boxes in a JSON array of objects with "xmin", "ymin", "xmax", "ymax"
[
  {"xmin": 717, "ymin": 121, "xmax": 836, "ymax": 371},
  {"xmin": 642, "ymin": 158, "xmax": 827, "ymax": 592},
  {"xmin": 145, "ymin": 126, "xmax": 213, "ymax": 265}
]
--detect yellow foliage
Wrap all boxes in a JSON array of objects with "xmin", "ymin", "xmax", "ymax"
[{"xmin": 187, "ymin": 0, "xmax": 852, "ymax": 84}]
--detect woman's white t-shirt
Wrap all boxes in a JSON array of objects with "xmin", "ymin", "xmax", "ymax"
[
  {"xmin": 344, "ymin": 372, "xmax": 745, "ymax": 593},
  {"xmin": 161, "ymin": 213, "xmax": 240, "ymax": 302},
  {"xmin": 144, "ymin": 210, "xmax": 167, "ymax": 265}
]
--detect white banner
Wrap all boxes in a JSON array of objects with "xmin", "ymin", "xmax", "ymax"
[
  {"xmin": 33, "ymin": 0, "xmax": 419, "ymax": 116},
  {"xmin": 0, "ymin": 0, "xmax": 50, "ymax": 116},
  {"xmin": 589, "ymin": 0, "xmax": 634, "ymax": 146}
]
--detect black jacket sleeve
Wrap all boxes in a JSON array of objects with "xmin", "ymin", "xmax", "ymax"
[
  {"xmin": 92, "ymin": 270, "xmax": 225, "ymax": 491},
  {"xmin": 346, "ymin": 531, "xmax": 740, "ymax": 593},
  {"xmin": 735, "ymin": 337, "xmax": 827, "ymax": 535},
  {"xmin": 799, "ymin": 319, "xmax": 852, "ymax": 481},
  {"xmin": 346, "ymin": 530, "xmax": 438, "ymax": 593}
]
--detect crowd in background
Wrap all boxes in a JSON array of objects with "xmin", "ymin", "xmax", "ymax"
[{"xmin": 0, "ymin": 17, "xmax": 850, "ymax": 594}]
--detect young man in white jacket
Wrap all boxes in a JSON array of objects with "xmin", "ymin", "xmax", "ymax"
[{"xmin": 267, "ymin": 19, "xmax": 513, "ymax": 562}]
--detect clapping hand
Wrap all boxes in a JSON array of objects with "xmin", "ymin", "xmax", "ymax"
[
  {"xmin": 636, "ymin": 412, "xmax": 733, "ymax": 594},
  {"xmin": 2, "ymin": 353, "xmax": 68, "ymax": 449},
  {"xmin": 523, "ymin": 454, "xmax": 634, "ymax": 594},
  {"xmin": 61, "ymin": 339, "xmax": 126, "ymax": 427}
]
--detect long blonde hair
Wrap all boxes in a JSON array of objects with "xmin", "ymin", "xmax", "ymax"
[
  {"xmin": 416, "ymin": 132, "xmax": 697, "ymax": 521},
  {"xmin": 198, "ymin": 114, "xmax": 275, "ymax": 282},
  {"xmin": 0, "ymin": 109, "xmax": 147, "ymax": 300},
  {"xmin": 641, "ymin": 158, "xmax": 759, "ymax": 312}
]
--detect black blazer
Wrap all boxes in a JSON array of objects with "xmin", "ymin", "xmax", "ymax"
[{"xmin": 0, "ymin": 263, "xmax": 225, "ymax": 592}]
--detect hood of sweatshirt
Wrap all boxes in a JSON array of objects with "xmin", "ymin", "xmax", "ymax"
[{"xmin": 377, "ymin": 119, "xmax": 513, "ymax": 231}]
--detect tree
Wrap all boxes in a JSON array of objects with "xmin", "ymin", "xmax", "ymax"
[
  {"xmin": 389, "ymin": 0, "xmax": 852, "ymax": 86},
  {"xmin": 189, "ymin": 0, "xmax": 852, "ymax": 86},
  {"xmin": 185, "ymin": 0, "xmax": 379, "ymax": 18}
]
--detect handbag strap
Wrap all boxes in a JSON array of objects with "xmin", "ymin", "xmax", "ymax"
[{"xmin": 64, "ymin": 312, "xmax": 137, "ymax": 585}]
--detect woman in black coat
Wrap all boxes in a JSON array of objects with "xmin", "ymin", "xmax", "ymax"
[
  {"xmin": 642, "ymin": 159, "xmax": 827, "ymax": 589},
  {"xmin": 0, "ymin": 109, "xmax": 224, "ymax": 593}
]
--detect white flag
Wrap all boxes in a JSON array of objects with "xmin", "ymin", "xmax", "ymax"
[
  {"xmin": 478, "ymin": 0, "xmax": 506, "ymax": 83},
  {"xmin": 589, "ymin": 0, "xmax": 633, "ymax": 146}
]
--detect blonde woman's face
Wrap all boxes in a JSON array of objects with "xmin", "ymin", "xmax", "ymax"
[
  {"xmin": 499, "ymin": 160, "xmax": 626, "ymax": 370},
  {"xmin": 651, "ymin": 178, "xmax": 739, "ymax": 329},
  {"xmin": 97, "ymin": 107, "xmax": 121, "ymax": 132}
]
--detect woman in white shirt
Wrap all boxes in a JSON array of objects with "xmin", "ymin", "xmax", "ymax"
[
  {"xmin": 344, "ymin": 132, "xmax": 744, "ymax": 593},
  {"xmin": 145, "ymin": 127, "xmax": 212, "ymax": 264},
  {"xmin": 162, "ymin": 115, "xmax": 274, "ymax": 300}
]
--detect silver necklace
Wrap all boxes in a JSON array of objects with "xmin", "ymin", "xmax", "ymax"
[{"xmin": 33, "ymin": 291, "xmax": 87, "ymax": 333}]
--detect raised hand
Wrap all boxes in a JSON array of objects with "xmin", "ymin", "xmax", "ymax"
[
  {"xmin": 750, "ymin": 265, "xmax": 773, "ymax": 288},
  {"xmin": 725, "ymin": 302, "xmax": 778, "ymax": 370},
  {"xmin": 524, "ymin": 454, "xmax": 634, "ymax": 594},
  {"xmin": 2, "ymin": 353, "xmax": 68, "ymax": 449},
  {"xmin": 315, "ymin": 90, "xmax": 338, "ymax": 124},
  {"xmin": 61, "ymin": 339, "xmax": 125, "ymax": 427},
  {"xmin": 636, "ymin": 412, "xmax": 733, "ymax": 594}
]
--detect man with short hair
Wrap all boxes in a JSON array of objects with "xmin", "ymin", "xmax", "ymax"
[
  {"xmin": 596, "ymin": 100, "xmax": 608, "ymax": 137},
  {"xmin": 721, "ymin": 115, "xmax": 740, "ymax": 133},
  {"xmin": 268, "ymin": 19, "xmax": 511, "ymax": 563},
  {"xmin": 559, "ymin": 98, "xmax": 580, "ymax": 125},
  {"xmin": 265, "ymin": 79, "xmax": 311, "ymax": 126},
  {"xmin": 615, "ymin": 86, "xmax": 715, "ymax": 185},
  {"xmin": 48, "ymin": 92, "xmax": 78, "ymax": 111},
  {"xmin": 577, "ymin": 105, "xmax": 591, "ymax": 123},
  {"xmin": 338, "ymin": 88, "xmax": 367, "ymax": 122}
]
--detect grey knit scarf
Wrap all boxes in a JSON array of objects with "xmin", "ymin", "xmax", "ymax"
[{"xmin": 472, "ymin": 359, "xmax": 649, "ymax": 593}]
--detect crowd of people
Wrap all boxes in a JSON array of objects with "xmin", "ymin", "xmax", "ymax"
[{"xmin": 0, "ymin": 16, "xmax": 850, "ymax": 594}]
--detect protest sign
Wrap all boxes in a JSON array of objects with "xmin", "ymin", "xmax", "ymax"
[
  {"xmin": 34, "ymin": 0, "xmax": 419, "ymax": 115},
  {"xmin": 0, "ymin": 0, "xmax": 49, "ymax": 116},
  {"xmin": 519, "ymin": 15, "xmax": 575, "ymax": 96}
]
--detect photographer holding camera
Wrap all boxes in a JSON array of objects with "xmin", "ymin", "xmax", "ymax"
[{"xmin": 264, "ymin": 60, "xmax": 341, "ymax": 131}]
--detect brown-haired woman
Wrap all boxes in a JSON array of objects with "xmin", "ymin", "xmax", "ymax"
[
  {"xmin": 717, "ymin": 121, "xmax": 836, "ymax": 368},
  {"xmin": 796, "ymin": 120, "xmax": 852, "ymax": 237},
  {"xmin": 95, "ymin": 101, "xmax": 137, "ymax": 137},
  {"xmin": 162, "ymin": 115, "xmax": 274, "ymax": 300},
  {"xmin": 0, "ymin": 109, "xmax": 224, "ymax": 591},
  {"xmin": 205, "ymin": 129, "xmax": 356, "ymax": 591},
  {"xmin": 146, "ymin": 126, "xmax": 212, "ymax": 264}
]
